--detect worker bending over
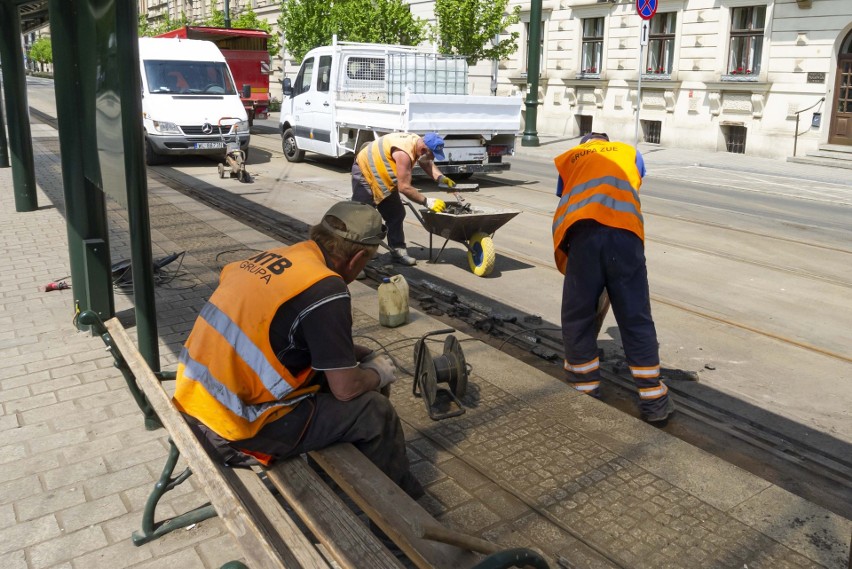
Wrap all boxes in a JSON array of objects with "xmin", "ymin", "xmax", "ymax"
[
  {"xmin": 552, "ymin": 132, "xmax": 674, "ymax": 423},
  {"xmin": 351, "ymin": 132, "xmax": 456, "ymax": 265},
  {"xmin": 173, "ymin": 201, "xmax": 424, "ymax": 499}
]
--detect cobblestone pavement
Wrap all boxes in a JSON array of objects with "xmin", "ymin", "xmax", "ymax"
[{"xmin": 0, "ymin": 124, "xmax": 849, "ymax": 568}]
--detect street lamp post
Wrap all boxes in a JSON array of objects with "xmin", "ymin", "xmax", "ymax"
[
  {"xmin": 521, "ymin": 0, "xmax": 542, "ymax": 147},
  {"xmin": 224, "ymin": 0, "xmax": 231, "ymax": 28}
]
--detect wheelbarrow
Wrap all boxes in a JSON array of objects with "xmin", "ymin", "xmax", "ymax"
[
  {"xmin": 404, "ymin": 200, "xmax": 520, "ymax": 277},
  {"xmin": 216, "ymin": 117, "xmax": 250, "ymax": 183}
]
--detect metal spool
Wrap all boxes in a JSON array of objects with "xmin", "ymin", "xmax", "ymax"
[{"xmin": 412, "ymin": 330, "xmax": 470, "ymax": 421}]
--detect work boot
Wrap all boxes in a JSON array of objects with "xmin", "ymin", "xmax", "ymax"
[
  {"xmin": 642, "ymin": 397, "xmax": 675, "ymax": 425},
  {"xmin": 391, "ymin": 248, "xmax": 416, "ymax": 266}
]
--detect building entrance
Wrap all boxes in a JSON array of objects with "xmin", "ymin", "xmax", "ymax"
[{"xmin": 829, "ymin": 30, "xmax": 852, "ymax": 145}]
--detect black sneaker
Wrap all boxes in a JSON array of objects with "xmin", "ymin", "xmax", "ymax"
[{"xmin": 642, "ymin": 397, "xmax": 675, "ymax": 424}]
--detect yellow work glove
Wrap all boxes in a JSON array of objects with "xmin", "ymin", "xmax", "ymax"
[
  {"xmin": 424, "ymin": 197, "xmax": 446, "ymax": 213},
  {"xmin": 437, "ymin": 175, "xmax": 456, "ymax": 189}
]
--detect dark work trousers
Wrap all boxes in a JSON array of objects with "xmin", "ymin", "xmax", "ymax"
[
  {"xmin": 229, "ymin": 390, "xmax": 424, "ymax": 499},
  {"xmin": 561, "ymin": 220, "xmax": 669, "ymax": 416},
  {"xmin": 351, "ymin": 162, "xmax": 407, "ymax": 249}
]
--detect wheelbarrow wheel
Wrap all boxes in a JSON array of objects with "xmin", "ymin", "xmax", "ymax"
[{"xmin": 467, "ymin": 232, "xmax": 496, "ymax": 277}]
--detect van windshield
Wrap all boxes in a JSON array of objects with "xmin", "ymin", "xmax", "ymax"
[{"xmin": 144, "ymin": 60, "xmax": 237, "ymax": 95}]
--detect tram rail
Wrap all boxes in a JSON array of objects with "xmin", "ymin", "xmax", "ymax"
[{"xmin": 29, "ymin": 107, "xmax": 852, "ymax": 520}]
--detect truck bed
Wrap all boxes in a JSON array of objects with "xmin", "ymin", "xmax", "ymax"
[{"xmin": 334, "ymin": 93, "xmax": 522, "ymax": 136}]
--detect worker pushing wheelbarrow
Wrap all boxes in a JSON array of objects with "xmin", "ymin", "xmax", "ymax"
[{"xmin": 403, "ymin": 195, "xmax": 519, "ymax": 277}]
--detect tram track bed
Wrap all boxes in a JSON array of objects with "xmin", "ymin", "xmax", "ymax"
[{"xmin": 146, "ymin": 165, "xmax": 852, "ymax": 522}]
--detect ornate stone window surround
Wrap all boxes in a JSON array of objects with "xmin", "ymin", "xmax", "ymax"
[
  {"xmin": 718, "ymin": 0, "xmax": 773, "ymax": 83},
  {"xmin": 704, "ymin": 80, "xmax": 771, "ymax": 119},
  {"xmin": 568, "ymin": 3, "xmax": 612, "ymax": 80},
  {"xmin": 561, "ymin": 78, "xmax": 607, "ymax": 109},
  {"xmin": 626, "ymin": 79, "xmax": 682, "ymax": 112}
]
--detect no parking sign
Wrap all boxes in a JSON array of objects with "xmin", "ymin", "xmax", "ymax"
[{"xmin": 637, "ymin": 0, "xmax": 657, "ymax": 19}]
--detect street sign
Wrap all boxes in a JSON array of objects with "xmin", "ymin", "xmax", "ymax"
[
  {"xmin": 640, "ymin": 20, "xmax": 650, "ymax": 46},
  {"xmin": 637, "ymin": 0, "xmax": 658, "ymax": 20}
]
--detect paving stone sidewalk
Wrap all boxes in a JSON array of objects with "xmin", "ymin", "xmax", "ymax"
[{"xmin": 1, "ymin": 124, "xmax": 849, "ymax": 569}]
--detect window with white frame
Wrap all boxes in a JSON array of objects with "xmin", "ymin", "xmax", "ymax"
[
  {"xmin": 727, "ymin": 6, "xmax": 765, "ymax": 76},
  {"xmin": 581, "ymin": 17, "xmax": 604, "ymax": 75},
  {"xmin": 645, "ymin": 13, "xmax": 676, "ymax": 75}
]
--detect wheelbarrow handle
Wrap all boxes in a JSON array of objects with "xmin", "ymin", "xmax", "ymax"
[{"xmin": 402, "ymin": 198, "xmax": 427, "ymax": 226}]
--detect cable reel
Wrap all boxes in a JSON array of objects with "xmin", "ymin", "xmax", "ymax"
[{"xmin": 412, "ymin": 329, "xmax": 471, "ymax": 421}]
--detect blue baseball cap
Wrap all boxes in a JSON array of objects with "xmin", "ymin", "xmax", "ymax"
[
  {"xmin": 581, "ymin": 132, "xmax": 609, "ymax": 144},
  {"xmin": 423, "ymin": 132, "xmax": 446, "ymax": 162}
]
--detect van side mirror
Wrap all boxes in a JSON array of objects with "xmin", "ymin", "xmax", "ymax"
[
  {"xmin": 242, "ymin": 84, "xmax": 251, "ymax": 99},
  {"xmin": 282, "ymin": 77, "xmax": 292, "ymax": 97}
]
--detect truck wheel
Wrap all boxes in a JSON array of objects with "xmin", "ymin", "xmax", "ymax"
[
  {"xmin": 282, "ymin": 128, "xmax": 305, "ymax": 162},
  {"xmin": 467, "ymin": 232, "xmax": 496, "ymax": 277},
  {"xmin": 145, "ymin": 138, "xmax": 165, "ymax": 166}
]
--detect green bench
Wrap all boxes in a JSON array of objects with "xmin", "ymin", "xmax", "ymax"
[{"xmin": 81, "ymin": 311, "xmax": 550, "ymax": 569}]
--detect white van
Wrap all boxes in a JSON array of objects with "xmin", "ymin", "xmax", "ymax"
[{"xmin": 139, "ymin": 37, "xmax": 250, "ymax": 165}]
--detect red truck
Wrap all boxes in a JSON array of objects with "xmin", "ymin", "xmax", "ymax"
[{"xmin": 158, "ymin": 26, "xmax": 271, "ymax": 125}]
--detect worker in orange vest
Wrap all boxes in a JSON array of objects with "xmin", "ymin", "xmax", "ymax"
[
  {"xmin": 174, "ymin": 201, "xmax": 423, "ymax": 498},
  {"xmin": 552, "ymin": 133, "xmax": 674, "ymax": 423},
  {"xmin": 352, "ymin": 132, "xmax": 455, "ymax": 265}
]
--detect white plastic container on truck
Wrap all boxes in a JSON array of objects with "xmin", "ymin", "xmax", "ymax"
[
  {"xmin": 279, "ymin": 40, "xmax": 522, "ymax": 178},
  {"xmin": 138, "ymin": 37, "xmax": 250, "ymax": 165}
]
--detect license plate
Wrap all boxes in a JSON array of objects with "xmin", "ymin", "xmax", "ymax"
[{"xmin": 194, "ymin": 142, "xmax": 224, "ymax": 149}]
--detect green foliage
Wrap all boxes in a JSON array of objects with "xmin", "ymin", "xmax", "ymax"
[
  {"xmin": 28, "ymin": 37, "xmax": 53, "ymax": 65},
  {"xmin": 138, "ymin": 8, "xmax": 280, "ymax": 57},
  {"xmin": 138, "ymin": 12, "xmax": 190, "ymax": 37},
  {"xmin": 204, "ymin": 8, "xmax": 281, "ymax": 57},
  {"xmin": 433, "ymin": 0, "xmax": 520, "ymax": 65},
  {"xmin": 278, "ymin": 0, "xmax": 427, "ymax": 62}
]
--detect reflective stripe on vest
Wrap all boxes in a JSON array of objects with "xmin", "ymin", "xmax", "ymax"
[
  {"xmin": 173, "ymin": 241, "xmax": 338, "ymax": 440},
  {"xmin": 356, "ymin": 133, "xmax": 419, "ymax": 203},
  {"xmin": 551, "ymin": 176, "xmax": 642, "ymax": 234},
  {"xmin": 179, "ymin": 350, "xmax": 314, "ymax": 422},
  {"xmin": 551, "ymin": 141, "xmax": 645, "ymax": 274}
]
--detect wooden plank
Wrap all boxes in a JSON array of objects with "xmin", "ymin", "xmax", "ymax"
[
  {"xmin": 266, "ymin": 457, "xmax": 405, "ymax": 569},
  {"xmin": 310, "ymin": 444, "xmax": 482, "ymax": 569},
  {"xmin": 105, "ymin": 319, "xmax": 329, "ymax": 569}
]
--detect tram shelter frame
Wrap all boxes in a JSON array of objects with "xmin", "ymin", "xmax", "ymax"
[{"xmin": 0, "ymin": 0, "xmax": 160, "ymax": 371}]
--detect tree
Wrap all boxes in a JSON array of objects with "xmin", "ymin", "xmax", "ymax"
[
  {"xmin": 278, "ymin": 0, "xmax": 427, "ymax": 62},
  {"xmin": 432, "ymin": 0, "xmax": 520, "ymax": 65},
  {"xmin": 28, "ymin": 37, "xmax": 53, "ymax": 67},
  {"xmin": 205, "ymin": 7, "xmax": 281, "ymax": 57},
  {"xmin": 138, "ymin": 12, "xmax": 190, "ymax": 38}
]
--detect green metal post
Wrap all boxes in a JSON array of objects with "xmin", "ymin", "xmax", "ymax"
[
  {"xmin": 0, "ymin": 84, "xmax": 9, "ymax": 167},
  {"xmin": 49, "ymin": 0, "xmax": 115, "ymax": 325},
  {"xmin": 521, "ymin": 0, "xmax": 542, "ymax": 147},
  {"xmin": 116, "ymin": 0, "xmax": 160, "ymax": 370},
  {"xmin": 224, "ymin": 0, "xmax": 231, "ymax": 28},
  {"xmin": 0, "ymin": 1, "xmax": 38, "ymax": 210}
]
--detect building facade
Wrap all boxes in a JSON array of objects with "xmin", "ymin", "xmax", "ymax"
[{"xmin": 140, "ymin": 0, "xmax": 852, "ymax": 160}]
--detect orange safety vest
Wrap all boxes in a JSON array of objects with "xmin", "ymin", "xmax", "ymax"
[
  {"xmin": 552, "ymin": 140, "xmax": 645, "ymax": 274},
  {"xmin": 355, "ymin": 132, "xmax": 420, "ymax": 204},
  {"xmin": 173, "ymin": 241, "xmax": 336, "ymax": 441}
]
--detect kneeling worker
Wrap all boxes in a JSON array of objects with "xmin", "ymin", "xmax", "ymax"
[
  {"xmin": 352, "ymin": 132, "xmax": 456, "ymax": 265},
  {"xmin": 173, "ymin": 201, "xmax": 424, "ymax": 499}
]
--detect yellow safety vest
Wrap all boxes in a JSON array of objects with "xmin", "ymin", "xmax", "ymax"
[
  {"xmin": 173, "ymin": 241, "xmax": 335, "ymax": 441},
  {"xmin": 355, "ymin": 132, "xmax": 420, "ymax": 204},
  {"xmin": 552, "ymin": 140, "xmax": 645, "ymax": 274}
]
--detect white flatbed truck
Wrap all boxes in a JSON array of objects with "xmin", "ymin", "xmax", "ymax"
[{"xmin": 279, "ymin": 41, "xmax": 522, "ymax": 178}]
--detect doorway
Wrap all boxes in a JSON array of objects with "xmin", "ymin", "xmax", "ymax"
[{"xmin": 829, "ymin": 30, "xmax": 852, "ymax": 145}]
